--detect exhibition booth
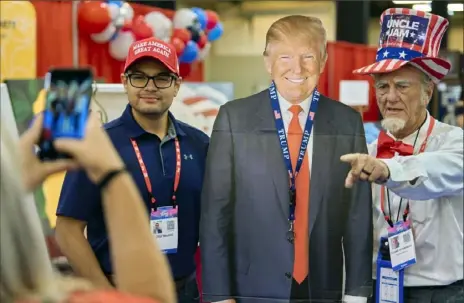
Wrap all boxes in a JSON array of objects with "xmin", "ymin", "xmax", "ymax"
[{"xmin": 2, "ymin": 1, "xmax": 462, "ymax": 302}]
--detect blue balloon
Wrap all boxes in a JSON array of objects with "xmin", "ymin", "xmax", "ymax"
[
  {"xmin": 191, "ymin": 7, "xmax": 207, "ymax": 31},
  {"xmin": 109, "ymin": 31, "xmax": 119, "ymax": 42},
  {"xmin": 207, "ymin": 22, "xmax": 223, "ymax": 42},
  {"xmin": 107, "ymin": 0, "xmax": 123, "ymax": 6},
  {"xmin": 179, "ymin": 41, "xmax": 199, "ymax": 63}
]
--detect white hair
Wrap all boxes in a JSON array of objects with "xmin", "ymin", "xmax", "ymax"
[
  {"xmin": 419, "ymin": 74, "xmax": 433, "ymax": 104},
  {"xmin": 0, "ymin": 119, "xmax": 90, "ymax": 302}
]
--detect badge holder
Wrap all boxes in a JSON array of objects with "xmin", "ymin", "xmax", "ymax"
[
  {"xmin": 150, "ymin": 206, "xmax": 179, "ymax": 254},
  {"xmin": 387, "ymin": 220, "xmax": 416, "ymax": 271},
  {"xmin": 375, "ymin": 237, "xmax": 404, "ymax": 303}
]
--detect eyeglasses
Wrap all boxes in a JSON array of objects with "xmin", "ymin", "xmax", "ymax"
[{"xmin": 126, "ymin": 73, "xmax": 177, "ymax": 89}]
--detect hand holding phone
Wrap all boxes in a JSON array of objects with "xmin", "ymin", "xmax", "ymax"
[
  {"xmin": 38, "ymin": 68, "xmax": 94, "ymax": 160},
  {"xmin": 20, "ymin": 114, "xmax": 79, "ymax": 191},
  {"xmin": 21, "ymin": 111, "xmax": 124, "ymax": 190}
]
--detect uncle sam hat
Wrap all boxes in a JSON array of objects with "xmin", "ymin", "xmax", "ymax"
[{"xmin": 353, "ymin": 8, "xmax": 451, "ymax": 83}]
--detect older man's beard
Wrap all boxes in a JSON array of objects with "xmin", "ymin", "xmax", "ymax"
[
  {"xmin": 380, "ymin": 89, "xmax": 428, "ymax": 135},
  {"xmin": 381, "ymin": 117, "xmax": 406, "ymax": 134}
]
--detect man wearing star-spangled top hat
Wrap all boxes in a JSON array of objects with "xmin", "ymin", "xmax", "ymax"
[{"xmin": 341, "ymin": 8, "xmax": 464, "ymax": 303}]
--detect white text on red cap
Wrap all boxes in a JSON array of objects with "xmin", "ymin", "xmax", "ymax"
[{"xmin": 133, "ymin": 40, "xmax": 172, "ymax": 57}]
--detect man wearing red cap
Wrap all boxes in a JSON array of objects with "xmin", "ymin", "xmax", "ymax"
[
  {"xmin": 341, "ymin": 8, "xmax": 463, "ymax": 302},
  {"xmin": 55, "ymin": 37, "xmax": 209, "ymax": 303}
]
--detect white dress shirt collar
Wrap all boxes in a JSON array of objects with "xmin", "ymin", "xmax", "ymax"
[{"xmin": 277, "ymin": 91, "xmax": 312, "ymax": 114}]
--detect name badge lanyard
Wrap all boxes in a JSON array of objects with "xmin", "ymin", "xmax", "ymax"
[
  {"xmin": 269, "ymin": 81, "xmax": 320, "ymax": 241},
  {"xmin": 130, "ymin": 137, "xmax": 181, "ymax": 212},
  {"xmin": 380, "ymin": 118, "xmax": 435, "ymax": 227}
]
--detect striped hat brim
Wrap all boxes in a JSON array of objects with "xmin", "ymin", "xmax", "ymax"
[{"xmin": 352, "ymin": 56, "xmax": 451, "ymax": 84}]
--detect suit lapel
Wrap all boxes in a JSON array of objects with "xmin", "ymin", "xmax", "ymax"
[
  {"xmin": 309, "ymin": 97, "xmax": 335, "ymax": 237},
  {"xmin": 252, "ymin": 90, "xmax": 289, "ymax": 218}
]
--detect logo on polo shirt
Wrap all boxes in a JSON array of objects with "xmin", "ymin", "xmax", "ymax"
[
  {"xmin": 183, "ymin": 154, "xmax": 193, "ymax": 160},
  {"xmin": 132, "ymin": 40, "xmax": 172, "ymax": 58}
]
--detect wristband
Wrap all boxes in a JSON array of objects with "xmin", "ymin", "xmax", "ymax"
[{"xmin": 97, "ymin": 168, "xmax": 127, "ymax": 191}]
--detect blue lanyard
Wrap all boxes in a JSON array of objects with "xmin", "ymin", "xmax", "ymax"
[{"xmin": 269, "ymin": 81, "xmax": 320, "ymax": 228}]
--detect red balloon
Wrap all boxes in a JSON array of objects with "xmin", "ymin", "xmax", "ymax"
[
  {"xmin": 197, "ymin": 33, "xmax": 208, "ymax": 49},
  {"xmin": 132, "ymin": 16, "xmax": 154, "ymax": 40},
  {"xmin": 121, "ymin": 20, "xmax": 133, "ymax": 32},
  {"xmin": 172, "ymin": 28, "xmax": 191, "ymax": 44},
  {"xmin": 78, "ymin": 1, "xmax": 111, "ymax": 35},
  {"xmin": 170, "ymin": 37, "xmax": 186, "ymax": 56},
  {"xmin": 179, "ymin": 63, "xmax": 191, "ymax": 78},
  {"xmin": 205, "ymin": 10, "xmax": 219, "ymax": 31}
]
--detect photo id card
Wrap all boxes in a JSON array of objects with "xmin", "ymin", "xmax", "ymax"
[
  {"xmin": 387, "ymin": 220, "xmax": 416, "ymax": 271},
  {"xmin": 150, "ymin": 206, "xmax": 178, "ymax": 254}
]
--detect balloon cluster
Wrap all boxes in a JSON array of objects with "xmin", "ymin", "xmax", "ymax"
[{"xmin": 78, "ymin": 1, "xmax": 224, "ymax": 77}]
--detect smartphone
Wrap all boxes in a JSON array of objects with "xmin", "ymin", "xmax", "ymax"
[{"xmin": 38, "ymin": 68, "xmax": 93, "ymax": 160}]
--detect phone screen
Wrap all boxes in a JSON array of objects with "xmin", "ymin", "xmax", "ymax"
[{"xmin": 39, "ymin": 68, "xmax": 93, "ymax": 160}]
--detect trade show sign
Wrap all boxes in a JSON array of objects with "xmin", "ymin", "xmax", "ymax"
[{"xmin": 0, "ymin": 1, "xmax": 37, "ymax": 81}]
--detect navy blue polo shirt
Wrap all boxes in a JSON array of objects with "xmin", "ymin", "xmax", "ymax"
[{"xmin": 56, "ymin": 104, "xmax": 209, "ymax": 278}]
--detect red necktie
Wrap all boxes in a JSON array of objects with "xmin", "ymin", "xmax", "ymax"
[
  {"xmin": 288, "ymin": 105, "xmax": 309, "ymax": 284},
  {"xmin": 376, "ymin": 131, "xmax": 414, "ymax": 159}
]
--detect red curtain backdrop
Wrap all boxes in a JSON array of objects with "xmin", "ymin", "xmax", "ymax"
[
  {"xmin": 319, "ymin": 41, "xmax": 380, "ymax": 122},
  {"xmin": 33, "ymin": 1, "xmax": 74, "ymax": 77}
]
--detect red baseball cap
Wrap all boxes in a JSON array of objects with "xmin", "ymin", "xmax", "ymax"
[{"xmin": 124, "ymin": 37, "xmax": 179, "ymax": 75}]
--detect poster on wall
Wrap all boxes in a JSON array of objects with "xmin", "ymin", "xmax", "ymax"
[
  {"xmin": 0, "ymin": 1, "xmax": 37, "ymax": 81},
  {"xmin": 1, "ymin": 82, "xmax": 51, "ymax": 233},
  {"xmin": 4, "ymin": 80, "xmax": 51, "ymax": 231},
  {"xmin": 6, "ymin": 80, "xmax": 234, "ymax": 230},
  {"xmin": 94, "ymin": 82, "xmax": 234, "ymax": 136},
  {"xmin": 173, "ymin": 82, "xmax": 234, "ymax": 135}
]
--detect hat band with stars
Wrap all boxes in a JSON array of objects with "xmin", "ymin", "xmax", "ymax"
[{"xmin": 376, "ymin": 47, "xmax": 424, "ymax": 62}]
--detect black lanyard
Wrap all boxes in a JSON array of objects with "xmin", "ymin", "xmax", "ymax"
[{"xmin": 385, "ymin": 119, "xmax": 423, "ymax": 226}]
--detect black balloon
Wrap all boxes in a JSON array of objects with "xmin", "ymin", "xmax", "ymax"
[{"xmin": 187, "ymin": 25, "xmax": 201, "ymax": 43}]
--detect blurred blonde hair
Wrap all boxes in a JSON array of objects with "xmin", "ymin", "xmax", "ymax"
[
  {"xmin": 263, "ymin": 15, "xmax": 328, "ymax": 60},
  {"xmin": 0, "ymin": 118, "xmax": 91, "ymax": 302}
]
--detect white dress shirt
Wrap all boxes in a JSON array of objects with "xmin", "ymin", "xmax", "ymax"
[
  {"xmin": 278, "ymin": 92, "xmax": 365, "ymax": 303},
  {"xmin": 369, "ymin": 111, "xmax": 464, "ymax": 287}
]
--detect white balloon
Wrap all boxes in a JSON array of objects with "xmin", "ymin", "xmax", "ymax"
[
  {"xmin": 90, "ymin": 23, "xmax": 117, "ymax": 44},
  {"xmin": 108, "ymin": 2, "xmax": 134, "ymax": 28},
  {"xmin": 109, "ymin": 31, "xmax": 135, "ymax": 61},
  {"xmin": 198, "ymin": 43, "xmax": 211, "ymax": 61},
  {"xmin": 121, "ymin": 3, "xmax": 134, "ymax": 22},
  {"xmin": 144, "ymin": 11, "xmax": 173, "ymax": 41},
  {"xmin": 114, "ymin": 16, "xmax": 125, "ymax": 28},
  {"xmin": 173, "ymin": 8, "xmax": 197, "ymax": 29},
  {"xmin": 107, "ymin": 3, "xmax": 120, "ymax": 20}
]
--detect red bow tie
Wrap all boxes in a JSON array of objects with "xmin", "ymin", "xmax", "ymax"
[{"xmin": 376, "ymin": 131, "xmax": 414, "ymax": 159}]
